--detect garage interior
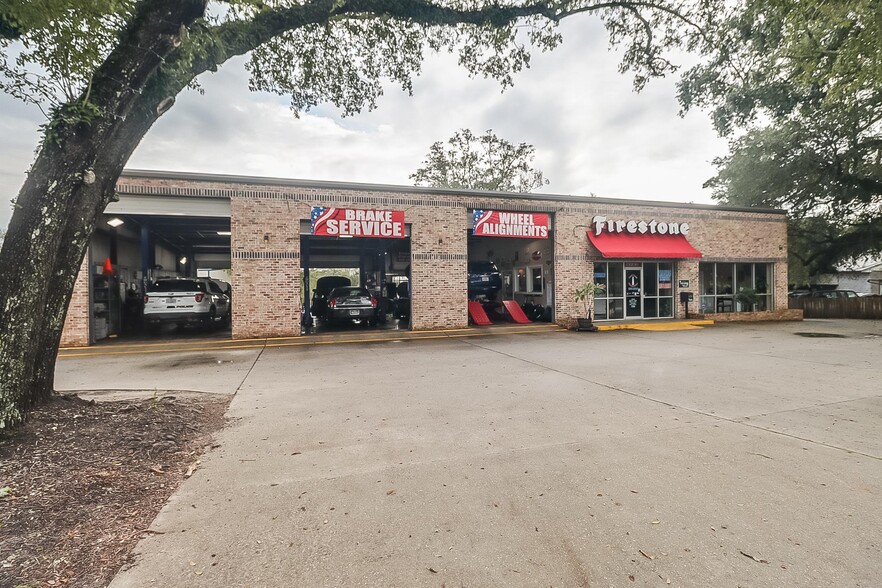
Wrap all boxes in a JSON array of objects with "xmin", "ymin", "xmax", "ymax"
[
  {"xmin": 300, "ymin": 231, "xmax": 411, "ymax": 334},
  {"xmin": 89, "ymin": 213, "xmax": 232, "ymax": 343},
  {"xmin": 467, "ymin": 231, "xmax": 554, "ymax": 325}
]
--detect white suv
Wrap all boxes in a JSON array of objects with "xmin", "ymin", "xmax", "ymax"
[{"xmin": 144, "ymin": 278, "xmax": 231, "ymax": 328}]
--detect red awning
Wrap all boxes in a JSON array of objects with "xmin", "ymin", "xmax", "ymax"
[{"xmin": 587, "ymin": 231, "xmax": 702, "ymax": 259}]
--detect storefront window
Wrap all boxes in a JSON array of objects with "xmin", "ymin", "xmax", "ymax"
[
  {"xmin": 593, "ymin": 262, "xmax": 625, "ymax": 319},
  {"xmin": 716, "ymin": 263, "xmax": 734, "ymax": 295},
  {"xmin": 754, "ymin": 264, "xmax": 770, "ymax": 310},
  {"xmin": 736, "ymin": 263, "xmax": 752, "ymax": 292},
  {"xmin": 644, "ymin": 264, "xmax": 658, "ymax": 296},
  {"xmin": 609, "ymin": 299, "xmax": 625, "ymax": 320},
  {"xmin": 659, "ymin": 297, "xmax": 673, "ymax": 318},
  {"xmin": 699, "ymin": 263, "xmax": 714, "ymax": 296},
  {"xmin": 594, "ymin": 263, "xmax": 608, "ymax": 291},
  {"xmin": 658, "ymin": 263, "xmax": 673, "ymax": 297},
  {"xmin": 699, "ymin": 262, "xmax": 773, "ymax": 313},
  {"xmin": 700, "ymin": 295, "xmax": 714, "ymax": 313},
  {"xmin": 608, "ymin": 262, "xmax": 624, "ymax": 298},
  {"xmin": 755, "ymin": 264, "xmax": 769, "ymax": 293}
]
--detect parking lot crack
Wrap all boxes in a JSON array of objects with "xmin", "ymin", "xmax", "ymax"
[
  {"xmin": 234, "ymin": 341, "xmax": 267, "ymax": 397},
  {"xmin": 738, "ymin": 393, "xmax": 882, "ymax": 421}
]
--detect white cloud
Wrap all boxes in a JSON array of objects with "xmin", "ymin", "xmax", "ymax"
[
  {"xmin": 0, "ymin": 97, "xmax": 44, "ymax": 229},
  {"xmin": 0, "ymin": 17, "xmax": 727, "ymax": 232}
]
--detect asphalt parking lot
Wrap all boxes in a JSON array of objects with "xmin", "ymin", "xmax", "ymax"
[{"xmin": 56, "ymin": 319, "xmax": 882, "ymax": 587}]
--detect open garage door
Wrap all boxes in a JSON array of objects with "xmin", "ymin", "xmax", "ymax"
[
  {"xmin": 300, "ymin": 207, "xmax": 411, "ymax": 334},
  {"xmin": 89, "ymin": 213, "xmax": 232, "ymax": 343},
  {"xmin": 468, "ymin": 210, "xmax": 554, "ymax": 325}
]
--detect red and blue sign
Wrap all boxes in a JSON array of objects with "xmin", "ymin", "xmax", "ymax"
[
  {"xmin": 473, "ymin": 210, "xmax": 550, "ymax": 239},
  {"xmin": 312, "ymin": 207, "xmax": 406, "ymax": 238}
]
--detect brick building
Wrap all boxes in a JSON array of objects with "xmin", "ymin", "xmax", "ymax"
[{"xmin": 61, "ymin": 170, "xmax": 791, "ymax": 347}]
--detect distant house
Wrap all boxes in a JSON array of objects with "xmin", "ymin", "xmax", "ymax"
[{"xmin": 815, "ymin": 258, "xmax": 882, "ymax": 295}]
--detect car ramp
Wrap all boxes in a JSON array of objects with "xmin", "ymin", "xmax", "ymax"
[
  {"xmin": 502, "ymin": 300, "xmax": 532, "ymax": 323},
  {"xmin": 467, "ymin": 301, "xmax": 493, "ymax": 325}
]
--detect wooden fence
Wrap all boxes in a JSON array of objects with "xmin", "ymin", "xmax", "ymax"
[{"xmin": 789, "ymin": 296, "xmax": 882, "ymax": 319}]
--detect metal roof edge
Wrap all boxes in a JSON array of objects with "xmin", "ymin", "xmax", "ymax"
[{"xmin": 119, "ymin": 169, "xmax": 788, "ymax": 216}]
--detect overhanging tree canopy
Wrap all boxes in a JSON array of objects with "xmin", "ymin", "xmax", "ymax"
[
  {"xmin": 0, "ymin": 0, "xmax": 722, "ymax": 428},
  {"xmin": 678, "ymin": 0, "xmax": 882, "ymax": 276}
]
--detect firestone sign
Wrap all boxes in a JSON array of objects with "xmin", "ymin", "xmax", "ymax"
[
  {"xmin": 592, "ymin": 215, "xmax": 689, "ymax": 236},
  {"xmin": 473, "ymin": 210, "xmax": 550, "ymax": 239},
  {"xmin": 312, "ymin": 207, "xmax": 405, "ymax": 238}
]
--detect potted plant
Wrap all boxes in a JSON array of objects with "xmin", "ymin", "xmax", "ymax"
[
  {"xmin": 735, "ymin": 287, "xmax": 761, "ymax": 312},
  {"xmin": 574, "ymin": 282, "xmax": 606, "ymax": 331}
]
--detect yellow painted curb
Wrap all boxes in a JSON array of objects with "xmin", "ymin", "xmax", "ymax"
[
  {"xmin": 596, "ymin": 320, "xmax": 714, "ymax": 332},
  {"xmin": 57, "ymin": 325, "xmax": 566, "ymax": 359}
]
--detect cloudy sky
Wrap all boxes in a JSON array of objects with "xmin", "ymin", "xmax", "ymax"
[{"xmin": 0, "ymin": 18, "xmax": 727, "ymax": 232}]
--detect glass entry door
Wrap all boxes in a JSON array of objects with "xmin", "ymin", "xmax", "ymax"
[
  {"xmin": 625, "ymin": 266, "xmax": 642, "ymax": 317},
  {"xmin": 594, "ymin": 261, "xmax": 675, "ymax": 321}
]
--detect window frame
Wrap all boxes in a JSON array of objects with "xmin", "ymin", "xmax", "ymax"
[
  {"xmin": 699, "ymin": 262, "xmax": 774, "ymax": 313},
  {"xmin": 514, "ymin": 264, "xmax": 544, "ymax": 295}
]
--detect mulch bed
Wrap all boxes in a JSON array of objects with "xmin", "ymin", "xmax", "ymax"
[{"xmin": 0, "ymin": 393, "xmax": 230, "ymax": 588}]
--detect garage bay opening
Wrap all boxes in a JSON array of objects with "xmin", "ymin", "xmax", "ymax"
[
  {"xmin": 301, "ymin": 207, "xmax": 411, "ymax": 334},
  {"xmin": 467, "ymin": 209, "xmax": 553, "ymax": 326},
  {"xmin": 89, "ymin": 213, "xmax": 232, "ymax": 343}
]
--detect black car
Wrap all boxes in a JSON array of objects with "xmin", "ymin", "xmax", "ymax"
[
  {"xmin": 789, "ymin": 288, "xmax": 859, "ymax": 299},
  {"xmin": 311, "ymin": 276, "xmax": 352, "ymax": 317},
  {"xmin": 325, "ymin": 286, "xmax": 379, "ymax": 326},
  {"xmin": 468, "ymin": 261, "xmax": 503, "ymax": 299}
]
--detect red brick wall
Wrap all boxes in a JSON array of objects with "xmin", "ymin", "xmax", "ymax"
[
  {"xmin": 408, "ymin": 206, "xmax": 468, "ymax": 331},
  {"xmin": 60, "ymin": 253, "xmax": 91, "ymax": 347},
  {"xmin": 230, "ymin": 198, "xmax": 302, "ymax": 339},
  {"xmin": 553, "ymin": 211, "xmax": 593, "ymax": 328},
  {"xmin": 703, "ymin": 309, "xmax": 803, "ymax": 322}
]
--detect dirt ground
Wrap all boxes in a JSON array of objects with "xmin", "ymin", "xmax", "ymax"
[{"xmin": 0, "ymin": 393, "xmax": 229, "ymax": 588}]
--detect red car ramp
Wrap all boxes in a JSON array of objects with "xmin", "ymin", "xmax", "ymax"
[
  {"xmin": 468, "ymin": 301, "xmax": 493, "ymax": 325},
  {"xmin": 502, "ymin": 300, "xmax": 532, "ymax": 323}
]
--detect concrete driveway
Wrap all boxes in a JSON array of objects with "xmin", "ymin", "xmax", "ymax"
[{"xmin": 56, "ymin": 319, "xmax": 882, "ymax": 587}]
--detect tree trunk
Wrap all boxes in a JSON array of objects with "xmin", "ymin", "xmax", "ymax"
[{"xmin": 0, "ymin": 0, "xmax": 208, "ymax": 428}]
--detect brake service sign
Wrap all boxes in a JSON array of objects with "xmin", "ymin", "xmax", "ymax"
[
  {"xmin": 473, "ymin": 210, "xmax": 550, "ymax": 239},
  {"xmin": 311, "ymin": 207, "xmax": 406, "ymax": 238}
]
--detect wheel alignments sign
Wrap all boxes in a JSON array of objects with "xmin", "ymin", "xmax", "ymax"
[
  {"xmin": 473, "ymin": 210, "xmax": 550, "ymax": 238},
  {"xmin": 312, "ymin": 207, "xmax": 406, "ymax": 238}
]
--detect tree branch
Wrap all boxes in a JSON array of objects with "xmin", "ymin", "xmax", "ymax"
[{"xmin": 196, "ymin": 0, "xmax": 705, "ymax": 72}]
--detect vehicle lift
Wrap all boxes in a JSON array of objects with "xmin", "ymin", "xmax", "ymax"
[
  {"xmin": 468, "ymin": 300, "xmax": 533, "ymax": 325},
  {"xmin": 501, "ymin": 300, "xmax": 532, "ymax": 323},
  {"xmin": 467, "ymin": 301, "xmax": 493, "ymax": 325}
]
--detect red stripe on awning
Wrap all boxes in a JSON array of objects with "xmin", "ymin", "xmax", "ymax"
[{"xmin": 587, "ymin": 231, "xmax": 702, "ymax": 259}]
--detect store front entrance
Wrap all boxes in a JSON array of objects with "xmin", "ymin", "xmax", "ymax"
[
  {"xmin": 594, "ymin": 261, "xmax": 675, "ymax": 320},
  {"xmin": 625, "ymin": 265, "xmax": 642, "ymax": 318}
]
